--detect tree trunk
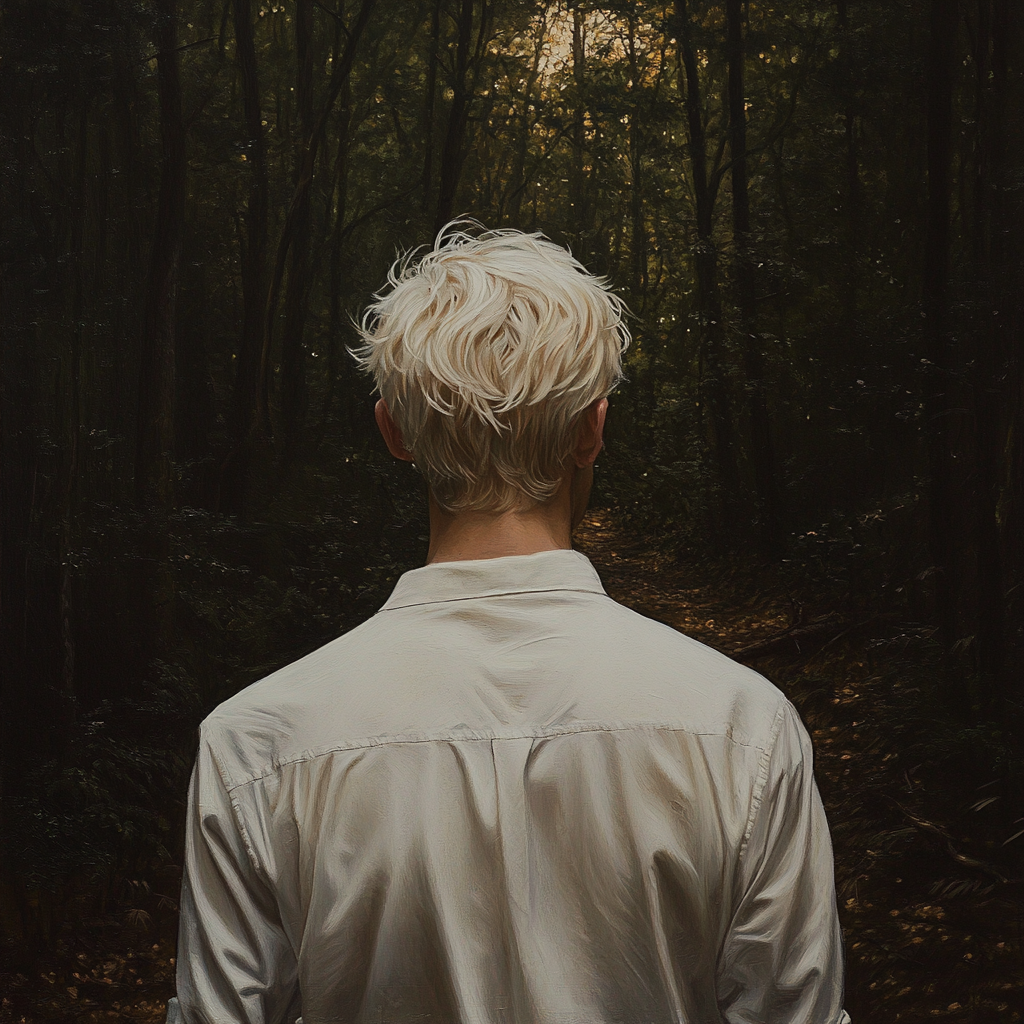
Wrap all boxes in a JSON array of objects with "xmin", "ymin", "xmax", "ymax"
[
  {"xmin": 570, "ymin": 3, "xmax": 587, "ymax": 251},
  {"xmin": 924, "ymin": 0, "xmax": 958, "ymax": 652},
  {"xmin": 278, "ymin": 0, "xmax": 315, "ymax": 459},
  {"xmin": 326, "ymin": 73, "xmax": 352, "ymax": 437},
  {"xmin": 56, "ymin": 101, "xmax": 90, "ymax": 750},
  {"xmin": 970, "ymin": 0, "xmax": 1007, "ymax": 695},
  {"xmin": 135, "ymin": 0, "xmax": 187, "ymax": 659},
  {"xmin": 135, "ymin": 0, "xmax": 186, "ymax": 508},
  {"xmin": 676, "ymin": 0, "xmax": 740, "ymax": 536},
  {"xmin": 993, "ymin": 0, "xmax": 1024, "ymax": 691},
  {"xmin": 421, "ymin": 0, "xmax": 442, "ymax": 214},
  {"xmin": 626, "ymin": 14, "xmax": 648, "ymax": 308},
  {"xmin": 111, "ymin": 15, "xmax": 146, "ymax": 456},
  {"xmin": 221, "ymin": 0, "xmax": 270, "ymax": 513},
  {"xmin": 726, "ymin": 0, "xmax": 782, "ymax": 555},
  {"xmin": 435, "ymin": 0, "xmax": 475, "ymax": 232},
  {"xmin": 0, "ymin": 97, "xmax": 49, "ymax": 947},
  {"xmin": 837, "ymin": 0, "xmax": 862, "ymax": 366},
  {"xmin": 506, "ymin": 9, "xmax": 547, "ymax": 226}
]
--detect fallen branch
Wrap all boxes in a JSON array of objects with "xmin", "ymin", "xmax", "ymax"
[
  {"xmin": 734, "ymin": 613, "xmax": 893, "ymax": 660},
  {"xmin": 887, "ymin": 797, "xmax": 1011, "ymax": 884},
  {"xmin": 733, "ymin": 617, "xmax": 840, "ymax": 658}
]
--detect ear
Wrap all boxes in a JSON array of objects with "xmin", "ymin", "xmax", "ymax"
[
  {"xmin": 572, "ymin": 398, "xmax": 608, "ymax": 468},
  {"xmin": 375, "ymin": 399, "xmax": 415, "ymax": 462}
]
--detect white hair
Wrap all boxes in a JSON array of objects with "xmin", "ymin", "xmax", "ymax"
[{"xmin": 349, "ymin": 220, "xmax": 631, "ymax": 514}]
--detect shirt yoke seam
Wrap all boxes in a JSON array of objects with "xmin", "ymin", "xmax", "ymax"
[{"xmin": 220, "ymin": 721, "xmax": 777, "ymax": 792}]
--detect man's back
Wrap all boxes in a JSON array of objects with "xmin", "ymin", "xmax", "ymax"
[{"xmin": 178, "ymin": 549, "xmax": 847, "ymax": 1024}]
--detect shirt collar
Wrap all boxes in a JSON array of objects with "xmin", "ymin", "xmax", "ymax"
[{"xmin": 379, "ymin": 548, "xmax": 608, "ymax": 611}]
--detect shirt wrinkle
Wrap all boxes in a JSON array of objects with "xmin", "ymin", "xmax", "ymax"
[
  {"xmin": 203, "ymin": 730, "xmax": 264, "ymax": 876},
  {"xmin": 741, "ymin": 698, "xmax": 788, "ymax": 850}
]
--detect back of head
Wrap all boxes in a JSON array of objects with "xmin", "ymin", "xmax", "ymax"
[{"xmin": 350, "ymin": 221, "xmax": 631, "ymax": 514}]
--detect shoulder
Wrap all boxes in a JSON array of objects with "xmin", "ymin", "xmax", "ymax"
[
  {"xmin": 556, "ymin": 594, "xmax": 789, "ymax": 751},
  {"xmin": 199, "ymin": 615, "xmax": 387, "ymax": 787}
]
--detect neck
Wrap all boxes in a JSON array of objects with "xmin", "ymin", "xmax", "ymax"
[{"xmin": 425, "ymin": 467, "xmax": 590, "ymax": 564}]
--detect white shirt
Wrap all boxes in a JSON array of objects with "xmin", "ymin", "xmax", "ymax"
[{"xmin": 171, "ymin": 548, "xmax": 849, "ymax": 1024}]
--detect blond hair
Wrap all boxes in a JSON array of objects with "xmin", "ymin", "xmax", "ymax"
[{"xmin": 349, "ymin": 221, "xmax": 630, "ymax": 514}]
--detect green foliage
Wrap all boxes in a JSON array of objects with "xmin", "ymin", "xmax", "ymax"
[{"xmin": 5, "ymin": 661, "xmax": 198, "ymax": 893}]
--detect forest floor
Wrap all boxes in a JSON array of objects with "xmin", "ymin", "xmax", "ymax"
[{"xmin": 2, "ymin": 507, "xmax": 1023, "ymax": 1023}]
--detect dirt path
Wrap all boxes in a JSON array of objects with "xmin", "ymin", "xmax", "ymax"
[
  {"xmin": 574, "ymin": 509, "xmax": 1024, "ymax": 1024},
  {"xmin": 573, "ymin": 508, "xmax": 794, "ymax": 652}
]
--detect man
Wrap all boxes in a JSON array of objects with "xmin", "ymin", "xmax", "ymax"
[{"xmin": 169, "ymin": 223, "xmax": 849, "ymax": 1023}]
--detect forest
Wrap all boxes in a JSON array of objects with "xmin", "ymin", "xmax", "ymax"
[{"xmin": 0, "ymin": 0, "xmax": 1022, "ymax": 1020}]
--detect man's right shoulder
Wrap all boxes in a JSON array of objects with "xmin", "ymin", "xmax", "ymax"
[{"xmin": 196, "ymin": 614, "xmax": 394, "ymax": 785}]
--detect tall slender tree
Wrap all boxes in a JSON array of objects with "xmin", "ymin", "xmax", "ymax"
[
  {"xmin": 56, "ymin": 100, "xmax": 90, "ymax": 749},
  {"xmin": 969, "ymin": 0, "xmax": 1008, "ymax": 695},
  {"xmin": 278, "ymin": 0, "xmax": 316, "ymax": 458},
  {"xmin": 435, "ymin": 0, "xmax": 491, "ymax": 231},
  {"xmin": 135, "ymin": 0, "xmax": 186, "ymax": 507},
  {"xmin": 924, "ymin": 0, "xmax": 958, "ymax": 653},
  {"xmin": 676, "ymin": 0, "xmax": 740, "ymax": 534},
  {"xmin": 836, "ymin": 0, "xmax": 863, "ymax": 364},
  {"xmin": 725, "ymin": 0, "xmax": 782, "ymax": 554},
  {"xmin": 625, "ymin": 11, "xmax": 648, "ymax": 309},
  {"xmin": 221, "ymin": 0, "xmax": 270, "ymax": 513},
  {"xmin": 422, "ymin": 0, "xmax": 443, "ymax": 214}
]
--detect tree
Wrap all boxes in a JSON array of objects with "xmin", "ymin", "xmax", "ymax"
[
  {"xmin": 725, "ymin": 0, "xmax": 782, "ymax": 554},
  {"xmin": 435, "ymin": 0, "xmax": 492, "ymax": 231},
  {"xmin": 967, "ymin": 0, "xmax": 1008, "ymax": 696},
  {"xmin": 923, "ymin": 0, "xmax": 958, "ymax": 654},
  {"xmin": 135, "ymin": 0, "xmax": 187, "ymax": 508},
  {"xmin": 221, "ymin": 0, "xmax": 270, "ymax": 513},
  {"xmin": 676, "ymin": 0, "xmax": 740, "ymax": 534}
]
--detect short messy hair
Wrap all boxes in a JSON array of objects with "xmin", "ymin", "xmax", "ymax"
[{"xmin": 349, "ymin": 221, "xmax": 631, "ymax": 514}]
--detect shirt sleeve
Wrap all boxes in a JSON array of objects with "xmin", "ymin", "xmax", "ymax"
[
  {"xmin": 176, "ymin": 724, "xmax": 301, "ymax": 1024},
  {"xmin": 716, "ymin": 699, "xmax": 850, "ymax": 1024}
]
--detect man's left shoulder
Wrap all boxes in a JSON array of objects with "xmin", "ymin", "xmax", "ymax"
[{"xmin": 575, "ymin": 595, "xmax": 789, "ymax": 749}]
